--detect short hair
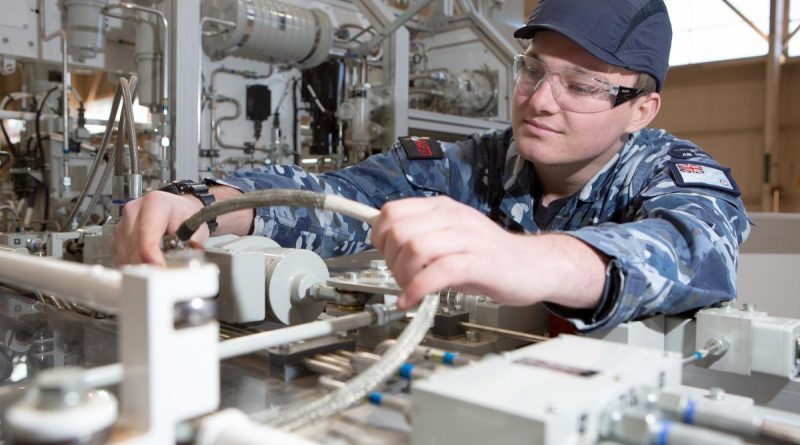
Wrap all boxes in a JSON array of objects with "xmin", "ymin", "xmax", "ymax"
[{"xmin": 635, "ymin": 73, "xmax": 658, "ymax": 95}]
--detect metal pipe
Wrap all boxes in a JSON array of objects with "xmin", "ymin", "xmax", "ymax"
[
  {"xmin": 0, "ymin": 109, "xmax": 58, "ymax": 121},
  {"xmin": 213, "ymin": 97, "xmax": 250, "ymax": 151},
  {"xmin": 784, "ymin": 21, "xmax": 800, "ymax": 45},
  {"xmin": 762, "ymin": 0, "xmax": 785, "ymax": 211},
  {"xmin": 302, "ymin": 358, "xmax": 351, "ymax": 378},
  {"xmin": 199, "ymin": 18, "xmax": 236, "ymax": 156},
  {"xmin": 65, "ymin": 82, "xmax": 124, "ymax": 229},
  {"xmin": 720, "ymin": 0, "xmax": 769, "ymax": 41},
  {"xmin": 218, "ymin": 312, "xmax": 375, "ymax": 360},
  {"xmin": 78, "ymin": 145, "xmax": 114, "ymax": 226},
  {"xmin": 0, "ymin": 250, "xmax": 121, "ymax": 314},
  {"xmin": 102, "ymin": 3, "xmax": 168, "ymax": 109},
  {"xmin": 459, "ymin": 321, "xmax": 548, "ymax": 343},
  {"xmin": 209, "ymin": 66, "xmax": 273, "ymax": 153},
  {"xmin": 42, "ymin": 29, "xmax": 70, "ymax": 193},
  {"xmin": 353, "ymin": 0, "xmax": 437, "ymax": 57}
]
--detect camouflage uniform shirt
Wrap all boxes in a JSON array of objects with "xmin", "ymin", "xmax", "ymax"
[{"xmin": 211, "ymin": 127, "xmax": 750, "ymax": 331}]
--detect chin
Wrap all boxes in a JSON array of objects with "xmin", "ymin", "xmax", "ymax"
[{"xmin": 515, "ymin": 138, "xmax": 561, "ymax": 164}]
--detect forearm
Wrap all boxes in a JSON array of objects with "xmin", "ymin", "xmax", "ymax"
[
  {"xmin": 208, "ymin": 185, "xmax": 254, "ymax": 236},
  {"xmin": 529, "ymin": 234, "xmax": 608, "ymax": 309}
]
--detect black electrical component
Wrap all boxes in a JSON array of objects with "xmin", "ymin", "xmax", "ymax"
[
  {"xmin": 301, "ymin": 59, "xmax": 345, "ymax": 156},
  {"xmin": 246, "ymin": 84, "xmax": 271, "ymax": 141},
  {"xmin": 246, "ymin": 84, "xmax": 271, "ymax": 122}
]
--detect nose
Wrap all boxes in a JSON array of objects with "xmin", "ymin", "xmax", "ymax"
[{"xmin": 527, "ymin": 74, "xmax": 561, "ymax": 114}]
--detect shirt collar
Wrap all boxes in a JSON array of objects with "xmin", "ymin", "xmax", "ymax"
[{"xmin": 503, "ymin": 133, "xmax": 637, "ymax": 203}]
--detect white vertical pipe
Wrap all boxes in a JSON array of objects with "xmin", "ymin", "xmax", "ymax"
[{"xmin": 0, "ymin": 251, "xmax": 121, "ymax": 313}]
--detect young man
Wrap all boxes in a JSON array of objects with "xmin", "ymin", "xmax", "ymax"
[{"xmin": 112, "ymin": 0, "xmax": 750, "ymax": 332}]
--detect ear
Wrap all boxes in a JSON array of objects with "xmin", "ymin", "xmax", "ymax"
[{"xmin": 624, "ymin": 92, "xmax": 661, "ymax": 133}]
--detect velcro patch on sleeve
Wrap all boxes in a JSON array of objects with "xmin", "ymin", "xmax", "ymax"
[
  {"xmin": 668, "ymin": 146, "xmax": 710, "ymax": 160},
  {"xmin": 667, "ymin": 160, "xmax": 741, "ymax": 196},
  {"xmin": 398, "ymin": 136, "xmax": 444, "ymax": 160}
]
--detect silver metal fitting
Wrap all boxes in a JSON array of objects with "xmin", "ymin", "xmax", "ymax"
[
  {"xmin": 173, "ymin": 297, "xmax": 217, "ymax": 329},
  {"xmin": 367, "ymin": 304, "xmax": 405, "ymax": 326}
]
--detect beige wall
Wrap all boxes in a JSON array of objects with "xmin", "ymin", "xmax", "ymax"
[{"xmin": 653, "ymin": 58, "xmax": 800, "ymax": 212}]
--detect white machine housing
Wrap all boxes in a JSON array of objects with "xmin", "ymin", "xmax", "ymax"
[{"xmin": 410, "ymin": 335, "xmax": 682, "ymax": 445}]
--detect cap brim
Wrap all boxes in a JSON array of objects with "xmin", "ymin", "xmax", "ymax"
[
  {"xmin": 513, "ymin": 23, "xmax": 663, "ymax": 91},
  {"xmin": 513, "ymin": 23, "xmax": 627, "ymax": 69}
]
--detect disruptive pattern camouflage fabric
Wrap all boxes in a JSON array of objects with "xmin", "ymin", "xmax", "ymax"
[{"xmin": 209, "ymin": 127, "xmax": 750, "ymax": 332}]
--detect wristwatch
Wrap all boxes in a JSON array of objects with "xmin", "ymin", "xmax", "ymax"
[{"xmin": 160, "ymin": 180, "xmax": 218, "ymax": 233}]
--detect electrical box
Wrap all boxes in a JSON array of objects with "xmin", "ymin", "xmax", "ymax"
[
  {"xmin": 246, "ymin": 84, "xmax": 271, "ymax": 122},
  {"xmin": 410, "ymin": 335, "xmax": 682, "ymax": 445}
]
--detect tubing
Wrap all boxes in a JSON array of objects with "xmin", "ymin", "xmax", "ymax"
[
  {"xmin": 119, "ymin": 77, "xmax": 139, "ymax": 175},
  {"xmin": 79, "ymin": 144, "xmax": 115, "ymax": 227},
  {"xmin": 176, "ymin": 190, "xmax": 436, "ymax": 430},
  {"xmin": 197, "ymin": 409, "xmax": 320, "ymax": 445},
  {"xmin": 267, "ymin": 293, "xmax": 438, "ymax": 431},
  {"xmin": 0, "ymin": 250, "xmax": 121, "ymax": 314},
  {"xmin": 67, "ymin": 76, "xmax": 138, "ymax": 228},
  {"xmin": 218, "ymin": 312, "xmax": 375, "ymax": 360},
  {"xmin": 176, "ymin": 190, "xmax": 379, "ymax": 241}
]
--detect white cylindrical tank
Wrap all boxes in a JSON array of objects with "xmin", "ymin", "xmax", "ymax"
[
  {"xmin": 202, "ymin": 0, "xmax": 333, "ymax": 68},
  {"xmin": 64, "ymin": 0, "xmax": 108, "ymax": 60}
]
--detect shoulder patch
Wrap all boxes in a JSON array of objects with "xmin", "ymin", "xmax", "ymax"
[
  {"xmin": 398, "ymin": 136, "xmax": 444, "ymax": 160},
  {"xmin": 667, "ymin": 160, "xmax": 741, "ymax": 196},
  {"xmin": 668, "ymin": 146, "xmax": 710, "ymax": 160}
]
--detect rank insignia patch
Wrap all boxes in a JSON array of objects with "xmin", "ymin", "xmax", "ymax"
[{"xmin": 398, "ymin": 136, "xmax": 444, "ymax": 160}]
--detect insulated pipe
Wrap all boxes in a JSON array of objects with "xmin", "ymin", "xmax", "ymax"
[
  {"xmin": 218, "ymin": 311, "xmax": 375, "ymax": 360},
  {"xmin": 0, "ymin": 250, "xmax": 121, "ymax": 314}
]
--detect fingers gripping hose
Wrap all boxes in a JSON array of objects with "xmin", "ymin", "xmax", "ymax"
[
  {"xmin": 176, "ymin": 190, "xmax": 380, "ymax": 241},
  {"xmin": 176, "ymin": 189, "xmax": 439, "ymax": 431}
]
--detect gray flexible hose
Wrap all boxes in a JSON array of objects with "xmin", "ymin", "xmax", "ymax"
[
  {"xmin": 119, "ymin": 77, "xmax": 138, "ymax": 174},
  {"xmin": 269, "ymin": 293, "xmax": 437, "ymax": 431},
  {"xmin": 65, "ymin": 78, "xmax": 126, "ymax": 228},
  {"xmin": 176, "ymin": 190, "xmax": 378, "ymax": 241}
]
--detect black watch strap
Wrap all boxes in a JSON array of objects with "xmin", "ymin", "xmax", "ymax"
[{"xmin": 160, "ymin": 180, "xmax": 218, "ymax": 233}]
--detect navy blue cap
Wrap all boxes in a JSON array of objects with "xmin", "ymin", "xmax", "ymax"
[{"xmin": 514, "ymin": 0, "xmax": 672, "ymax": 92}]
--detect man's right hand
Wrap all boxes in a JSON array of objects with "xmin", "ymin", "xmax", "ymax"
[{"xmin": 111, "ymin": 191, "xmax": 210, "ymax": 266}]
